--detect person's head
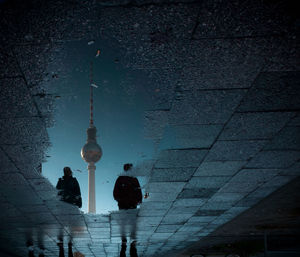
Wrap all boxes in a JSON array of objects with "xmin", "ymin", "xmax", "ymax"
[
  {"xmin": 63, "ymin": 167, "xmax": 72, "ymax": 177},
  {"xmin": 123, "ymin": 163, "xmax": 133, "ymax": 172}
]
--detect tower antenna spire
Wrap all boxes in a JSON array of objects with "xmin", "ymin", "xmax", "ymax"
[{"xmin": 90, "ymin": 61, "xmax": 94, "ymax": 127}]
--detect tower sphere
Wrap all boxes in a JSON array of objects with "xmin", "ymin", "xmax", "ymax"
[
  {"xmin": 81, "ymin": 126, "xmax": 102, "ymax": 163},
  {"xmin": 81, "ymin": 141, "xmax": 102, "ymax": 163}
]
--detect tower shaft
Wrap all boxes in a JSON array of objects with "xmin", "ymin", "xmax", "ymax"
[{"xmin": 88, "ymin": 163, "xmax": 96, "ymax": 213}]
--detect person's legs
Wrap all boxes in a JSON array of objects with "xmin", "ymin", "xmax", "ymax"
[
  {"xmin": 57, "ymin": 242, "xmax": 65, "ymax": 257},
  {"xmin": 27, "ymin": 242, "xmax": 34, "ymax": 257},
  {"xmin": 28, "ymin": 247, "xmax": 35, "ymax": 257},
  {"xmin": 130, "ymin": 241, "xmax": 138, "ymax": 257},
  {"xmin": 120, "ymin": 239, "xmax": 127, "ymax": 257},
  {"xmin": 38, "ymin": 247, "xmax": 45, "ymax": 257},
  {"xmin": 68, "ymin": 242, "xmax": 73, "ymax": 257}
]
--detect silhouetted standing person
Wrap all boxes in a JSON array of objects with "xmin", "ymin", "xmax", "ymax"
[
  {"xmin": 113, "ymin": 163, "xmax": 142, "ymax": 210},
  {"xmin": 56, "ymin": 167, "xmax": 82, "ymax": 208},
  {"xmin": 113, "ymin": 163, "xmax": 141, "ymax": 257}
]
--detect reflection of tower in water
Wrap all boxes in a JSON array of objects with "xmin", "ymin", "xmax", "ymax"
[{"xmin": 81, "ymin": 62, "xmax": 102, "ymax": 214}]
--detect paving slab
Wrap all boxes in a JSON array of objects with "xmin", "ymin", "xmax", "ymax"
[
  {"xmin": 194, "ymin": 161, "xmax": 245, "ymax": 176},
  {"xmin": 0, "ymin": 78, "xmax": 38, "ymax": 118},
  {"xmin": 186, "ymin": 176, "xmax": 231, "ymax": 189},
  {"xmin": 170, "ymin": 89, "xmax": 247, "ymax": 125},
  {"xmin": 245, "ymin": 150, "xmax": 300, "ymax": 168},
  {"xmin": 220, "ymin": 112, "xmax": 294, "ymax": 140},
  {"xmin": 264, "ymin": 126, "xmax": 300, "ymax": 150},
  {"xmin": 237, "ymin": 71, "xmax": 300, "ymax": 112},
  {"xmin": 205, "ymin": 140, "xmax": 267, "ymax": 161},
  {"xmin": 159, "ymin": 124, "xmax": 222, "ymax": 149},
  {"xmin": 177, "ymin": 188, "xmax": 218, "ymax": 199},
  {"xmin": 150, "ymin": 167, "xmax": 196, "ymax": 182},
  {"xmin": 155, "ymin": 149, "xmax": 207, "ymax": 168}
]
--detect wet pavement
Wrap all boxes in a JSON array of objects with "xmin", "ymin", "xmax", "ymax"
[{"xmin": 0, "ymin": 0, "xmax": 299, "ymax": 256}]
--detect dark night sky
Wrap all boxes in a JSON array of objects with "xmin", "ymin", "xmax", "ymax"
[{"xmin": 42, "ymin": 39, "xmax": 155, "ymax": 214}]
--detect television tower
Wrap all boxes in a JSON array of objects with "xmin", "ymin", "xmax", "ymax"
[{"xmin": 81, "ymin": 62, "xmax": 102, "ymax": 213}]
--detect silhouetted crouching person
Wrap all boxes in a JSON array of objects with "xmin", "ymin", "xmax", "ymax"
[
  {"xmin": 56, "ymin": 167, "xmax": 82, "ymax": 208},
  {"xmin": 113, "ymin": 164, "xmax": 142, "ymax": 210}
]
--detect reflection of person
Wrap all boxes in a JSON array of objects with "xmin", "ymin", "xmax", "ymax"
[
  {"xmin": 120, "ymin": 240, "xmax": 138, "ymax": 257},
  {"xmin": 113, "ymin": 163, "xmax": 142, "ymax": 210},
  {"xmin": 57, "ymin": 242, "xmax": 73, "ymax": 257},
  {"xmin": 27, "ymin": 242, "xmax": 44, "ymax": 257},
  {"xmin": 114, "ymin": 163, "xmax": 141, "ymax": 257},
  {"xmin": 56, "ymin": 167, "xmax": 82, "ymax": 208}
]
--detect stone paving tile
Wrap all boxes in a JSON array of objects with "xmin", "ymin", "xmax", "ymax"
[
  {"xmin": 194, "ymin": 161, "xmax": 245, "ymax": 176},
  {"xmin": 188, "ymin": 216, "xmax": 217, "ymax": 223},
  {"xmin": 260, "ymin": 175, "xmax": 297, "ymax": 189},
  {"xmin": 177, "ymin": 39, "xmax": 265, "ymax": 90},
  {"xmin": 150, "ymin": 167, "xmax": 196, "ymax": 182},
  {"xmin": 218, "ymin": 181, "xmax": 259, "ymax": 194},
  {"xmin": 205, "ymin": 140, "xmax": 267, "ymax": 161},
  {"xmin": 159, "ymin": 124, "xmax": 222, "ymax": 149},
  {"xmin": 178, "ymin": 188, "xmax": 218, "ymax": 199},
  {"xmin": 186, "ymin": 176, "xmax": 231, "ymax": 189},
  {"xmin": 200, "ymin": 201, "xmax": 234, "ymax": 211},
  {"xmin": 177, "ymin": 223, "xmax": 204, "ymax": 233},
  {"xmin": 131, "ymin": 160, "xmax": 155, "ymax": 177},
  {"xmin": 0, "ymin": 78, "xmax": 38, "ymax": 118},
  {"xmin": 144, "ymin": 110, "xmax": 169, "ymax": 140},
  {"xmin": 170, "ymin": 89, "xmax": 247, "ymax": 125},
  {"xmin": 220, "ymin": 112, "xmax": 294, "ymax": 140},
  {"xmin": 155, "ymin": 224, "xmax": 181, "ymax": 233},
  {"xmin": 245, "ymin": 150, "xmax": 300, "ymax": 168},
  {"xmin": 263, "ymin": 37, "xmax": 299, "ymax": 72},
  {"xmin": 0, "ymin": 148, "xmax": 18, "ymax": 173},
  {"xmin": 138, "ymin": 209, "xmax": 168, "ymax": 217},
  {"xmin": 0, "ymin": 172, "xmax": 29, "ymax": 186},
  {"xmin": 264, "ymin": 126, "xmax": 300, "ymax": 150},
  {"xmin": 155, "ymin": 149, "xmax": 208, "ymax": 168},
  {"xmin": 245, "ymin": 186, "xmax": 278, "ymax": 199},
  {"xmin": 143, "ymin": 192, "xmax": 178, "ymax": 202},
  {"xmin": 288, "ymin": 114, "xmax": 300, "ymax": 126},
  {"xmin": 167, "ymin": 206, "xmax": 199, "ymax": 216},
  {"xmin": 278, "ymin": 161, "xmax": 300, "ymax": 176},
  {"xmin": 139, "ymin": 201, "xmax": 172, "ymax": 212},
  {"xmin": 235, "ymin": 197, "xmax": 262, "ymax": 207},
  {"xmin": 0, "ymin": 118, "xmax": 48, "ymax": 145},
  {"xmin": 161, "ymin": 214, "xmax": 194, "ymax": 225},
  {"xmin": 172, "ymin": 198, "xmax": 206, "ymax": 207},
  {"xmin": 0, "ymin": 49, "xmax": 21, "ymax": 78},
  {"xmin": 147, "ymin": 182, "xmax": 185, "ymax": 193},
  {"xmin": 210, "ymin": 192, "xmax": 244, "ymax": 203},
  {"xmin": 237, "ymin": 71, "xmax": 300, "ymax": 112},
  {"xmin": 229, "ymin": 169, "xmax": 280, "ymax": 184},
  {"xmin": 194, "ymin": 210, "xmax": 225, "ymax": 216},
  {"xmin": 2, "ymin": 185, "xmax": 43, "ymax": 206},
  {"xmin": 3, "ymin": 144, "xmax": 46, "ymax": 178},
  {"xmin": 193, "ymin": 0, "xmax": 291, "ymax": 39}
]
